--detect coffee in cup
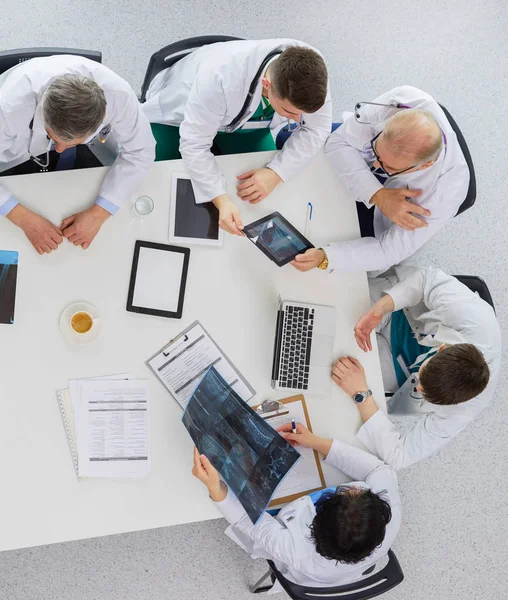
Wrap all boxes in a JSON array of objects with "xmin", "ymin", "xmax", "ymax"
[{"xmin": 70, "ymin": 311, "xmax": 93, "ymax": 334}]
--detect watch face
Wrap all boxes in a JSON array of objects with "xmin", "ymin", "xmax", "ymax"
[{"xmin": 354, "ymin": 393, "xmax": 364, "ymax": 404}]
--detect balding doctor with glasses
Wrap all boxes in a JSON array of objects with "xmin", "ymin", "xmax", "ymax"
[{"xmin": 291, "ymin": 86, "xmax": 469, "ymax": 275}]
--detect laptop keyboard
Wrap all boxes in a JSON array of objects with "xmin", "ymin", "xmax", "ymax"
[{"xmin": 278, "ymin": 305, "xmax": 314, "ymax": 389}]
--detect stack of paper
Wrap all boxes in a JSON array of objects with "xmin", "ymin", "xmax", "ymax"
[{"xmin": 57, "ymin": 374, "xmax": 150, "ymax": 479}]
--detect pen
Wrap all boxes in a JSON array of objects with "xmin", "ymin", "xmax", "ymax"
[
  {"xmin": 291, "ymin": 419, "xmax": 297, "ymax": 434},
  {"xmin": 304, "ymin": 202, "xmax": 313, "ymax": 238}
]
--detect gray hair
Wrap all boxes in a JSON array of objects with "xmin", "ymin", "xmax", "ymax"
[
  {"xmin": 42, "ymin": 74, "xmax": 107, "ymax": 142},
  {"xmin": 382, "ymin": 109, "xmax": 443, "ymax": 164}
]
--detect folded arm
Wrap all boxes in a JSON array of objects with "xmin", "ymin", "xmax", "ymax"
[{"xmin": 267, "ymin": 86, "xmax": 332, "ymax": 182}]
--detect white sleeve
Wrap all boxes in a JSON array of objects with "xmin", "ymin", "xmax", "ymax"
[
  {"xmin": 98, "ymin": 91, "xmax": 155, "ymax": 210},
  {"xmin": 214, "ymin": 487, "xmax": 299, "ymax": 565},
  {"xmin": 388, "ymin": 266, "xmax": 477, "ymax": 317},
  {"xmin": 323, "ymin": 167, "xmax": 462, "ymax": 272},
  {"xmin": 324, "ymin": 110, "xmax": 382, "ymax": 206},
  {"xmin": 179, "ymin": 71, "xmax": 229, "ymax": 204},
  {"xmin": 0, "ymin": 109, "xmax": 23, "ymax": 212},
  {"xmin": 267, "ymin": 85, "xmax": 332, "ymax": 182},
  {"xmin": 356, "ymin": 407, "xmax": 470, "ymax": 470},
  {"xmin": 323, "ymin": 438, "xmax": 386, "ymax": 480}
]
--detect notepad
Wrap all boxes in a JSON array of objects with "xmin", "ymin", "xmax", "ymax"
[{"xmin": 255, "ymin": 395, "xmax": 326, "ymax": 505}]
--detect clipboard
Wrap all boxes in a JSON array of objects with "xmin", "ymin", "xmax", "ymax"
[
  {"xmin": 254, "ymin": 394, "xmax": 326, "ymax": 506},
  {"xmin": 126, "ymin": 240, "xmax": 190, "ymax": 319}
]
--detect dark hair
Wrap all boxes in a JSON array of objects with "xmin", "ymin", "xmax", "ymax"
[
  {"xmin": 270, "ymin": 46, "xmax": 328, "ymax": 113},
  {"xmin": 419, "ymin": 343, "xmax": 490, "ymax": 406},
  {"xmin": 309, "ymin": 489, "xmax": 392, "ymax": 564}
]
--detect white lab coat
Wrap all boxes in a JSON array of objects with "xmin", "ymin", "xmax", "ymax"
[
  {"xmin": 323, "ymin": 86, "xmax": 469, "ymax": 273},
  {"xmin": 142, "ymin": 39, "xmax": 332, "ymax": 204},
  {"xmin": 213, "ymin": 439, "xmax": 401, "ymax": 594},
  {"xmin": 357, "ymin": 266, "xmax": 502, "ymax": 470},
  {"xmin": 0, "ymin": 55, "xmax": 155, "ymax": 214}
]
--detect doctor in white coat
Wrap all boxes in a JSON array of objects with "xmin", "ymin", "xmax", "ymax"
[
  {"xmin": 332, "ymin": 266, "xmax": 501, "ymax": 471},
  {"xmin": 0, "ymin": 55, "xmax": 155, "ymax": 254},
  {"xmin": 191, "ymin": 422, "xmax": 400, "ymax": 593},
  {"xmin": 142, "ymin": 39, "xmax": 332, "ymax": 235},
  {"xmin": 291, "ymin": 86, "xmax": 469, "ymax": 274}
]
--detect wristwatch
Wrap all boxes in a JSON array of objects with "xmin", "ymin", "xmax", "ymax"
[
  {"xmin": 317, "ymin": 248, "xmax": 329, "ymax": 270},
  {"xmin": 353, "ymin": 389, "xmax": 372, "ymax": 404}
]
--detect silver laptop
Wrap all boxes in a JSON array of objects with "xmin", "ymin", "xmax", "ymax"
[{"xmin": 271, "ymin": 298, "xmax": 336, "ymax": 395}]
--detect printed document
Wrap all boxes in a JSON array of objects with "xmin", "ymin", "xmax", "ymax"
[
  {"xmin": 146, "ymin": 321, "xmax": 255, "ymax": 409},
  {"xmin": 75, "ymin": 379, "xmax": 150, "ymax": 478}
]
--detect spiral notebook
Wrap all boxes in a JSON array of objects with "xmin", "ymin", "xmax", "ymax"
[{"xmin": 56, "ymin": 388, "xmax": 80, "ymax": 478}]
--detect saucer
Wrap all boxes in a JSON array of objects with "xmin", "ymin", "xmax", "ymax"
[{"xmin": 59, "ymin": 301, "xmax": 102, "ymax": 344}]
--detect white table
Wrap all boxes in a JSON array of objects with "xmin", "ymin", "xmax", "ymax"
[{"xmin": 0, "ymin": 151, "xmax": 385, "ymax": 552}]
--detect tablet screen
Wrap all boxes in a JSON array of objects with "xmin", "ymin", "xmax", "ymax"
[
  {"xmin": 174, "ymin": 178, "xmax": 220, "ymax": 240},
  {"xmin": 244, "ymin": 213, "xmax": 312, "ymax": 265},
  {"xmin": 0, "ymin": 250, "xmax": 18, "ymax": 324},
  {"xmin": 132, "ymin": 246, "xmax": 185, "ymax": 313}
]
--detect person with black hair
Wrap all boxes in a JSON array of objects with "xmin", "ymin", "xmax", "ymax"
[{"xmin": 191, "ymin": 422, "xmax": 400, "ymax": 592}]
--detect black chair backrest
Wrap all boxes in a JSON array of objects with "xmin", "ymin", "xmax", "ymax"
[
  {"xmin": 140, "ymin": 35, "xmax": 244, "ymax": 102},
  {"xmin": 453, "ymin": 275, "xmax": 495, "ymax": 313},
  {"xmin": 438, "ymin": 104, "xmax": 476, "ymax": 217},
  {"xmin": 0, "ymin": 47, "xmax": 102, "ymax": 76},
  {"xmin": 267, "ymin": 549, "xmax": 404, "ymax": 600}
]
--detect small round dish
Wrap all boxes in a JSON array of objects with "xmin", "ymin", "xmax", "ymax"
[{"xmin": 59, "ymin": 301, "xmax": 102, "ymax": 345}]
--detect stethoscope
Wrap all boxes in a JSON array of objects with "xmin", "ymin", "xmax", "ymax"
[
  {"xmin": 29, "ymin": 121, "xmax": 112, "ymax": 169},
  {"xmin": 354, "ymin": 101, "xmax": 413, "ymax": 124},
  {"xmin": 225, "ymin": 49, "xmax": 284, "ymax": 133},
  {"xmin": 354, "ymin": 100, "xmax": 447, "ymax": 151}
]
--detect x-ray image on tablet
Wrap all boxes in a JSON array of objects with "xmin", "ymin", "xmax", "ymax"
[
  {"xmin": 243, "ymin": 212, "xmax": 314, "ymax": 266},
  {"xmin": 169, "ymin": 173, "xmax": 224, "ymax": 247}
]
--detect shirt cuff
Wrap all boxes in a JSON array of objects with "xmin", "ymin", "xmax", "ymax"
[
  {"xmin": 213, "ymin": 486, "xmax": 247, "ymax": 524},
  {"xmin": 360, "ymin": 179, "xmax": 384, "ymax": 205},
  {"xmin": 0, "ymin": 196, "xmax": 19, "ymax": 217},
  {"xmin": 266, "ymin": 161, "xmax": 286, "ymax": 183},
  {"xmin": 322, "ymin": 244, "xmax": 341, "ymax": 272},
  {"xmin": 381, "ymin": 284, "xmax": 407, "ymax": 312},
  {"xmin": 356, "ymin": 409, "xmax": 393, "ymax": 451},
  {"xmin": 95, "ymin": 195, "xmax": 120, "ymax": 215}
]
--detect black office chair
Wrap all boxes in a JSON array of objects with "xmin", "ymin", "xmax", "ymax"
[
  {"xmin": 437, "ymin": 104, "xmax": 476, "ymax": 217},
  {"xmin": 0, "ymin": 47, "xmax": 102, "ymax": 75},
  {"xmin": 453, "ymin": 275, "xmax": 495, "ymax": 313},
  {"xmin": 251, "ymin": 550, "xmax": 404, "ymax": 599},
  {"xmin": 140, "ymin": 35, "xmax": 244, "ymax": 102}
]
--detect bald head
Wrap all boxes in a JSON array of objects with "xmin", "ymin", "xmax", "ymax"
[{"xmin": 382, "ymin": 109, "xmax": 443, "ymax": 164}]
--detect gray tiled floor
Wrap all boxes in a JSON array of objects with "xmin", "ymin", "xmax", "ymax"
[{"xmin": 1, "ymin": 1, "xmax": 507, "ymax": 599}]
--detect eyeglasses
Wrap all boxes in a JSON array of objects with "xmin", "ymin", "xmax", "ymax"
[{"xmin": 370, "ymin": 132, "xmax": 419, "ymax": 178}]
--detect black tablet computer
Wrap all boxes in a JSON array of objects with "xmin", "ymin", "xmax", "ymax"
[{"xmin": 243, "ymin": 212, "xmax": 314, "ymax": 267}]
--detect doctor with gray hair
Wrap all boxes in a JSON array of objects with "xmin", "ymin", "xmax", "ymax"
[
  {"xmin": 0, "ymin": 55, "xmax": 155, "ymax": 254},
  {"xmin": 291, "ymin": 86, "xmax": 470, "ymax": 274}
]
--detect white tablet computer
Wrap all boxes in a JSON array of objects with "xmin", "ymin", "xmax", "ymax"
[{"xmin": 169, "ymin": 172, "xmax": 224, "ymax": 247}]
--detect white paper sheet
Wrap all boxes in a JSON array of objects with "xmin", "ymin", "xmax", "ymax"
[
  {"xmin": 265, "ymin": 400, "xmax": 324, "ymax": 501},
  {"xmin": 75, "ymin": 379, "xmax": 150, "ymax": 478},
  {"xmin": 147, "ymin": 322, "xmax": 254, "ymax": 409},
  {"xmin": 132, "ymin": 246, "xmax": 185, "ymax": 312}
]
